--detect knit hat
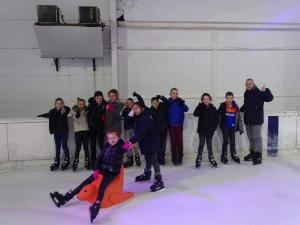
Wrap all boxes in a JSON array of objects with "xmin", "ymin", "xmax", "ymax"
[{"xmin": 94, "ymin": 91, "xmax": 103, "ymax": 97}]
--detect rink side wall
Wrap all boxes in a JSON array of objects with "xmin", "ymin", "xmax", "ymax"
[{"xmin": 0, "ymin": 112, "xmax": 299, "ymax": 162}]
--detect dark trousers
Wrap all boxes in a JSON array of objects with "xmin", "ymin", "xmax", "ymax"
[
  {"xmin": 75, "ymin": 131, "xmax": 90, "ymax": 159},
  {"xmin": 221, "ymin": 127, "xmax": 236, "ymax": 157},
  {"xmin": 144, "ymin": 153, "xmax": 161, "ymax": 175},
  {"xmin": 90, "ymin": 127, "xmax": 105, "ymax": 164},
  {"xmin": 71, "ymin": 171, "xmax": 117, "ymax": 203},
  {"xmin": 169, "ymin": 126, "xmax": 183, "ymax": 153},
  {"xmin": 54, "ymin": 132, "xmax": 69, "ymax": 164},
  {"xmin": 159, "ymin": 130, "xmax": 168, "ymax": 159},
  {"xmin": 197, "ymin": 134, "xmax": 213, "ymax": 158}
]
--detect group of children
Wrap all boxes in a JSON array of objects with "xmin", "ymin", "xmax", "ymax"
[{"xmin": 45, "ymin": 88, "xmax": 245, "ymax": 223}]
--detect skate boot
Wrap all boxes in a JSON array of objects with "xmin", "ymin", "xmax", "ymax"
[
  {"xmin": 252, "ymin": 152, "xmax": 262, "ymax": 165},
  {"xmin": 85, "ymin": 157, "xmax": 91, "ymax": 170},
  {"xmin": 178, "ymin": 153, "xmax": 183, "ymax": 165},
  {"xmin": 135, "ymin": 155, "xmax": 141, "ymax": 167},
  {"xmin": 221, "ymin": 155, "xmax": 228, "ymax": 164},
  {"xmin": 123, "ymin": 156, "xmax": 134, "ymax": 168},
  {"xmin": 135, "ymin": 170, "xmax": 151, "ymax": 182},
  {"xmin": 49, "ymin": 191, "xmax": 73, "ymax": 208},
  {"xmin": 150, "ymin": 174, "xmax": 165, "ymax": 192},
  {"xmin": 50, "ymin": 159, "xmax": 60, "ymax": 171},
  {"xmin": 231, "ymin": 153, "xmax": 241, "ymax": 164},
  {"xmin": 89, "ymin": 202, "xmax": 101, "ymax": 223},
  {"xmin": 72, "ymin": 159, "xmax": 79, "ymax": 172},
  {"xmin": 244, "ymin": 150, "xmax": 254, "ymax": 161},
  {"xmin": 195, "ymin": 155, "xmax": 202, "ymax": 168},
  {"xmin": 209, "ymin": 155, "xmax": 218, "ymax": 167},
  {"xmin": 61, "ymin": 158, "xmax": 70, "ymax": 171}
]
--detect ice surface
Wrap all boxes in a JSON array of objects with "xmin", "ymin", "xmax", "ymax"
[{"xmin": 1, "ymin": 155, "xmax": 300, "ymax": 225}]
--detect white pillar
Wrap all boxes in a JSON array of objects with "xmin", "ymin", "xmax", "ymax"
[{"xmin": 110, "ymin": 0, "xmax": 119, "ymax": 89}]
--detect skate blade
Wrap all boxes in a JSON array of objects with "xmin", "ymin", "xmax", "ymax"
[
  {"xmin": 150, "ymin": 187, "xmax": 166, "ymax": 193},
  {"xmin": 49, "ymin": 193, "xmax": 61, "ymax": 208}
]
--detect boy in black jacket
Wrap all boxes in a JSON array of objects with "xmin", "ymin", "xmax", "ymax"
[
  {"xmin": 38, "ymin": 98, "xmax": 70, "ymax": 171},
  {"xmin": 50, "ymin": 128, "xmax": 129, "ymax": 223},
  {"xmin": 124, "ymin": 92, "xmax": 165, "ymax": 192},
  {"xmin": 87, "ymin": 91, "xmax": 107, "ymax": 166},
  {"xmin": 218, "ymin": 92, "xmax": 243, "ymax": 164},
  {"xmin": 150, "ymin": 95, "xmax": 168, "ymax": 165},
  {"xmin": 193, "ymin": 93, "xmax": 219, "ymax": 168}
]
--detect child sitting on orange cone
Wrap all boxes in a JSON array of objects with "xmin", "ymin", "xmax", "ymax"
[{"xmin": 50, "ymin": 128, "xmax": 132, "ymax": 223}]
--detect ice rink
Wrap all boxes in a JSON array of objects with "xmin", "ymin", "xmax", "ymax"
[{"xmin": 1, "ymin": 155, "xmax": 300, "ymax": 225}]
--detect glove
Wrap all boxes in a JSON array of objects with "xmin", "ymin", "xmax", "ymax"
[
  {"xmin": 93, "ymin": 170, "xmax": 100, "ymax": 179},
  {"xmin": 106, "ymin": 103, "xmax": 113, "ymax": 112},
  {"xmin": 75, "ymin": 111, "xmax": 80, "ymax": 119},
  {"xmin": 128, "ymin": 109, "xmax": 134, "ymax": 117},
  {"xmin": 122, "ymin": 141, "xmax": 132, "ymax": 151},
  {"xmin": 133, "ymin": 91, "xmax": 138, "ymax": 97}
]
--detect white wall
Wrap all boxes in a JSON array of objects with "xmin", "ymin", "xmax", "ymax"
[
  {"xmin": 0, "ymin": 0, "xmax": 112, "ymax": 118},
  {"xmin": 118, "ymin": 0, "xmax": 300, "ymax": 112}
]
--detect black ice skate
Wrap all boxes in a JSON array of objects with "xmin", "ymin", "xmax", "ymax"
[
  {"xmin": 135, "ymin": 171, "xmax": 151, "ymax": 182},
  {"xmin": 209, "ymin": 155, "xmax": 218, "ymax": 167},
  {"xmin": 244, "ymin": 150, "xmax": 254, "ymax": 161},
  {"xmin": 195, "ymin": 155, "xmax": 202, "ymax": 168},
  {"xmin": 221, "ymin": 155, "xmax": 228, "ymax": 164},
  {"xmin": 231, "ymin": 153, "xmax": 241, "ymax": 164},
  {"xmin": 72, "ymin": 159, "xmax": 79, "ymax": 172},
  {"xmin": 61, "ymin": 158, "xmax": 70, "ymax": 171},
  {"xmin": 123, "ymin": 156, "xmax": 134, "ymax": 168},
  {"xmin": 89, "ymin": 202, "xmax": 100, "ymax": 223},
  {"xmin": 150, "ymin": 175, "xmax": 165, "ymax": 192},
  {"xmin": 252, "ymin": 152, "xmax": 262, "ymax": 165},
  {"xmin": 85, "ymin": 157, "xmax": 91, "ymax": 170},
  {"xmin": 50, "ymin": 159, "xmax": 60, "ymax": 171},
  {"xmin": 135, "ymin": 155, "xmax": 141, "ymax": 167},
  {"xmin": 49, "ymin": 191, "xmax": 72, "ymax": 208}
]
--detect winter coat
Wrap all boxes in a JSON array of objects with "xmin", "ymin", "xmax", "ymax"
[
  {"xmin": 38, "ymin": 106, "xmax": 70, "ymax": 134},
  {"xmin": 240, "ymin": 87, "xmax": 273, "ymax": 125},
  {"xmin": 93, "ymin": 139, "xmax": 127, "ymax": 174},
  {"xmin": 167, "ymin": 98, "xmax": 189, "ymax": 127},
  {"xmin": 71, "ymin": 106, "xmax": 89, "ymax": 133},
  {"xmin": 121, "ymin": 107, "xmax": 135, "ymax": 130},
  {"xmin": 105, "ymin": 101, "xmax": 124, "ymax": 134},
  {"xmin": 87, "ymin": 97, "xmax": 106, "ymax": 130},
  {"xmin": 150, "ymin": 96, "xmax": 168, "ymax": 132},
  {"xmin": 218, "ymin": 102, "xmax": 244, "ymax": 134},
  {"xmin": 193, "ymin": 103, "xmax": 219, "ymax": 136},
  {"xmin": 130, "ymin": 110, "xmax": 160, "ymax": 155}
]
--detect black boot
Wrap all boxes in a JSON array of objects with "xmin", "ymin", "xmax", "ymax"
[
  {"xmin": 72, "ymin": 159, "xmax": 79, "ymax": 172},
  {"xmin": 178, "ymin": 153, "xmax": 183, "ymax": 165},
  {"xmin": 89, "ymin": 202, "xmax": 101, "ymax": 223},
  {"xmin": 61, "ymin": 158, "xmax": 70, "ymax": 171},
  {"xmin": 135, "ymin": 155, "xmax": 141, "ymax": 167},
  {"xmin": 85, "ymin": 157, "xmax": 91, "ymax": 170},
  {"xmin": 124, "ymin": 156, "xmax": 134, "ymax": 168},
  {"xmin": 172, "ymin": 152, "xmax": 179, "ymax": 166},
  {"xmin": 195, "ymin": 155, "xmax": 202, "ymax": 168},
  {"xmin": 49, "ymin": 191, "xmax": 73, "ymax": 208},
  {"xmin": 209, "ymin": 155, "xmax": 218, "ymax": 167},
  {"xmin": 252, "ymin": 152, "xmax": 262, "ymax": 165},
  {"xmin": 150, "ymin": 174, "xmax": 165, "ymax": 192},
  {"xmin": 231, "ymin": 152, "xmax": 241, "ymax": 164},
  {"xmin": 221, "ymin": 155, "xmax": 228, "ymax": 164},
  {"xmin": 135, "ymin": 170, "xmax": 151, "ymax": 182},
  {"xmin": 50, "ymin": 159, "xmax": 60, "ymax": 171},
  {"xmin": 244, "ymin": 150, "xmax": 255, "ymax": 161}
]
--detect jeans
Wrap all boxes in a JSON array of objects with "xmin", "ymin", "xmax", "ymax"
[
  {"xmin": 221, "ymin": 127, "xmax": 236, "ymax": 156},
  {"xmin": 197, "ymin": 134, "xmax": 213, "ymax": 158},
  {"xmin": 169, "ymin": 126, "xmax": 183, "ymax": 153},
  {"xmin": 54, "ymin": 132, "xmax": 69, "ymax": 164},
  {"xmin": 75, "ymin": 130, "xmax": 90, "ymax": 159}
]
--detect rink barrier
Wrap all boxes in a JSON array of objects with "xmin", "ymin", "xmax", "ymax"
[{"xmin": 0, "ymin": 111, "xmax": 299, "ymax": 163}]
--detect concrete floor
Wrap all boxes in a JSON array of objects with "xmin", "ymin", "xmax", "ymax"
[{"xmin": 0, "ymin": 155, "xmax": 300, "ymax": 225}]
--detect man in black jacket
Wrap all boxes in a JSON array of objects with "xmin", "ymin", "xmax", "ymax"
[{"xmin": 240, "ymin": 79, "xmax": 273, "ymax": 165}]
